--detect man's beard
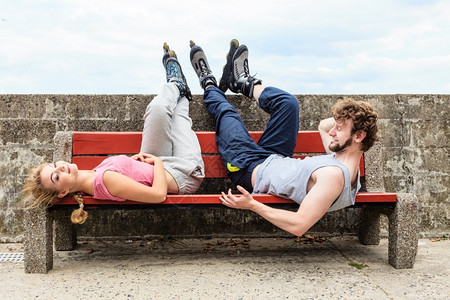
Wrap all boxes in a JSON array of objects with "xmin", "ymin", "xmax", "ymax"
[{"xmin": 329, "ymin": 136, "xmax": 353, "ymax": 153}]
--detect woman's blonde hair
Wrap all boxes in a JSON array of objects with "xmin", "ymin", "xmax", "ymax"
[{"xmin": 22, "ymin": 163, "xmax": 88, "ymax": 224}]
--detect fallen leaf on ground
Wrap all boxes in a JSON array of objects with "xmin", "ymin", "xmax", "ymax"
[{"xmin": 294, "ymin": 235, "xmax": 327, "ymax": 244}]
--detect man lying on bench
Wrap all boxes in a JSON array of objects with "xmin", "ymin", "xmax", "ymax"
[{"xmin": 189, "ymin": 39, "xmax": 379, "ymax": 237}]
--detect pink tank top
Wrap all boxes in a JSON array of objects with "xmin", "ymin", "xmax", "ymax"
[{"xmin": 93, "ymin": 155, "xmax": 155, "ymax": 201}]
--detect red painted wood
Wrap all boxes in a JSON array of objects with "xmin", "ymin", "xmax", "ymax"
[
  {"xmin": 73, "ymin": 155, "xmax": 364, "ymax": 177},
  {"xmin": 73, "ymin": 155, "xmax": 317, "ymax": 178},
  {"xmin": 73, "ymin": 131, "xmax": 329, "ymax": 155},
  {"xmin": 202, "ymin": 156, "xmax": 227, "ymax": 178},
  {"xmin": 196, "ymin": 131, "xmax": 219, "ymax": 153},
  {"xmin": 54, "ymin": 192, "xmax": 396, "ymax": 206},
  {"xmin": 73, "ymin": 132, "xmax": 142, "ymax": 155},
  {"xmin": 73, "ymin": 156, "xmax": 107, "ymax": 170},
  {"xmin": 72, "ymin": 131, "xmax": 365, "ymax": 175},
  {"xmin": 360, "ymin": 157, "xmax": 365, "ymax": 177}
]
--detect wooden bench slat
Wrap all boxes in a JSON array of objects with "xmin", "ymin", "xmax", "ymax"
[
  {"xmin": 196, "ymin": 131, "xmax": 219, "ymax": 153},
  {"xmin": 73, "ymin": 131, "xmax": 328, "ymax": 155},
  {"xmin": 73, "ymin": 156, "xmax": 229, "ymax": 178},
  {"xmin": 73, "ymin": 132, "xmax": 142, "ymax": 155},
  {"xmin": 73, "ymin": 156, "xmax": 109, "ymax": 170},
  {"xmin": 73, "ymin": 154, "xmax": 362, "ymax": 178},
  {"xmin": 54, "ymin": 192, "xmax": 396, "ymax": 206},
  {"xmin": 199, "ymin": 131, "xmax": 328, "ymax": 153},
  {"xmin": 72, "ymin": 131, "xmax": 364, "ymax": 176}
]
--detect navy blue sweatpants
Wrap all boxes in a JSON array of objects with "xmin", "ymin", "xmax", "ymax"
[{"xmin": 203, "ymin": 86, "xmax": 299, "ymax": 192}]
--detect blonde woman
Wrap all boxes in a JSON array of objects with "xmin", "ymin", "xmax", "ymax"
[{"xmin": 23, "ymin": 44, "xmax": 204, "ymax": 224}]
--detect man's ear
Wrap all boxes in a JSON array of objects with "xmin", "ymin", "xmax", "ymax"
[
  {"xmin": 58, "ymin": 190, "xmax": 70, "ymax": 198},
  {"xmin": 354, "ymin": 130, "xmax": 366, "ymax": 143}
]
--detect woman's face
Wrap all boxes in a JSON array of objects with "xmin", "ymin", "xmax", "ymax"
[{"xmin": 40, "ymin": 161, "xmax": 79, "ymax": 198}]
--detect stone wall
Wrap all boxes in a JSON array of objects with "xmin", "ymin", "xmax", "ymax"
[{"xmin": 0, "ymin": 94, "xmax": 448, "ymax": 242}]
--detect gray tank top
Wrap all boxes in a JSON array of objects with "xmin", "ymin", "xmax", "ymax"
[{"xmin": 253, "ymin": 154, "xmax": 360, "ymax": 212}]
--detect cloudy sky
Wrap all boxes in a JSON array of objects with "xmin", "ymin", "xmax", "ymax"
[{"xmin": 1, "ymin": 0, "xmax": 449, "ymax": 95}]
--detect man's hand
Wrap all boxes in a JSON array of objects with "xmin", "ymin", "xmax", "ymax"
[{"xmin": 219, "ymin": 185, "xmax": 257, "ymax": 210}]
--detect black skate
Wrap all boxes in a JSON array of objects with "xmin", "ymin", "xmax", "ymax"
[
  {"xmin": 218, "ymin": 39, "xmax": 239, "ymax": 93},
  {"xmin": 189, "ymin": 40, "xmax": 217, "ymax": 90},
  {"xmin": 163, "ymin": 42, "xmax": 192, "ymax": 101},
  {"xmin": 226, "ymin": 44, "xmax": 262, "ymax": 99}
]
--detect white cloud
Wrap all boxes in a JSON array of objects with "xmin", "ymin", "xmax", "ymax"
[{"xmin": 0, "ymin": 0, "xmax": 449, "ymax": 94}]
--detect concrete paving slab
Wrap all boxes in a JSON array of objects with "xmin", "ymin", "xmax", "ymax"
[{"xmin": 0, "ymin": 237, "xmax": 448, "ymax": 299}]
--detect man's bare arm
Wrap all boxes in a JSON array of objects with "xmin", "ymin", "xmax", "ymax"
[
  {"xmin": 220, "ymin": 167, "xmax": 344, "ymax": 236},
  {"xmin": 318, "ymin": 117, "xmax": 335, "ymax": 154}
]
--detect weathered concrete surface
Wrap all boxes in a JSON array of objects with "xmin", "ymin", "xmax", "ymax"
[
  {"xmin": 0, "ymin": 94, "xmax": 449, "ymax": 241},
  {"xmin": 1, "ymin": 237, "xmax": 449, "ymax": 299}
]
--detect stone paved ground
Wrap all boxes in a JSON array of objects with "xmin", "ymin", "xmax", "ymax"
[{"xmin": 0, "ymin": 236, "xmax": 449, "ymax": 299}]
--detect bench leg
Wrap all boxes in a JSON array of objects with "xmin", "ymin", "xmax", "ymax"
[
  {"xmin": 358, "ymin": 208, "xmax": 381, "ymax": 245},
  {"xmin": 53, "ymin": 210, "xmax": 77, "ymax": 251},
  {"xmin": 387, "ymin": 193, "xmax": 420, "ymax": 269},
  {"xmin": 23, "ymin": 207, "xmax": 53, "ymax": 273}
]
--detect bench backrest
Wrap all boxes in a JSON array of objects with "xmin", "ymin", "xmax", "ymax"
[
  {"xmin": 52, "ymin": 131, "xmax": 395, "ymax": 205},
  {"xmin": 70, "ymin": 131, "xmax": 365, "ymax": 177}
]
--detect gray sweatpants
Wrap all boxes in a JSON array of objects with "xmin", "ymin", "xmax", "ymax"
[{"xmin": 140, "ymin": 83, "xmax": 204, "ymax": 194}]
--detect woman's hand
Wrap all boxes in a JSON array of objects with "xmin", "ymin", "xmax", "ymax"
[
  {"xmin": 219, "ymin": 185, "xmax": 257, "ymax": 210},
  {"xmin": 130, "ymin": 153, "xmax": 162, "ymax": 165}
]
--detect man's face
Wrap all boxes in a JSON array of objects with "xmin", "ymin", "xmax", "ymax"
[{"xmin": 328, "ymin": 118, "xmax": 354, "ymax": 153}]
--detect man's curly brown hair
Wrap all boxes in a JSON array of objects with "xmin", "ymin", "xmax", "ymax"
[{"xmin": 331, "ymin": 98, "xmax": 379, "ymax": 152}]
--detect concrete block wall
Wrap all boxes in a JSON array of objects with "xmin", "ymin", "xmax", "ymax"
[{"xmin": 0, "ymin": 93, "xmax": 448, "ymax": 242}]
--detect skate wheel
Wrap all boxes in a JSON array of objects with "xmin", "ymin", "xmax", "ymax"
[
  {"xmin": 189, "ymin": 40, "xmax": 196, "ymax": 48},
  {"xmin": 230, "ymin": 39, "xmax": 239, "ymax": 48},
  {"xmin": 169, "ymin": 50, "xmax": 176, "ymax": 57},
  {"xmin": 163, "ymin": 42, "xmax": 169, "ymax": 52}
]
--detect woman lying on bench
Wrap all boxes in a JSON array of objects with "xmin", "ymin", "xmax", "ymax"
[{"xmin": 23, "ymin": 43, "xmax": 204, "ymax": 224}]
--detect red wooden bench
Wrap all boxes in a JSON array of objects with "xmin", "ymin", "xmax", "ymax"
[{"xmin": 23, "ymin": 131, "xmax": 419, "ymax": 273}]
